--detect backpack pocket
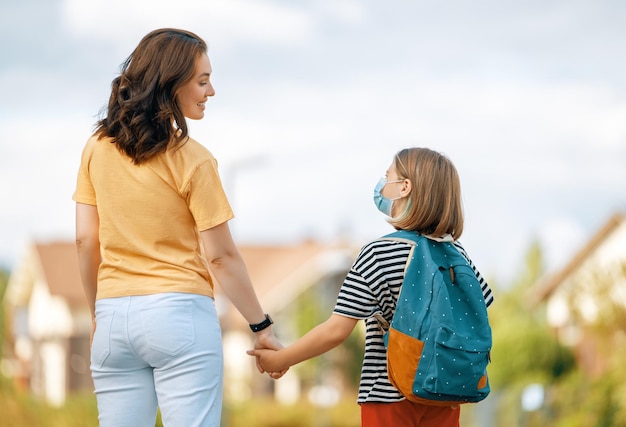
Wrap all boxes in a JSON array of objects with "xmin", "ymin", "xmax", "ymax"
[
  {"xmin": 385, "ymin": 327, "xmax": 425, "ymax": 398},
  {"xmin": 423, "ymin": 325, "xmax": 491, "ymax": 397}
]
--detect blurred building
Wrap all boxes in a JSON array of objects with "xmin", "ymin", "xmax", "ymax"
[
  {"xmin": 2, "ymin": 238, "xmax": 358, "ymax": 406},
  {"xmin": 3, "ymin": 242, "xmax": 92, "ymax": 406},
  {"xmin": 529, "ymin": 211, "xmax": 626, "ymax": 376}
]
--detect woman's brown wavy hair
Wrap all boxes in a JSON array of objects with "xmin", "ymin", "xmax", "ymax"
[
  {"xmin": 388, "ymin": 147, "xmax": 464, "ymax": 240},
  {"xmin": 95, "ymin": 28, "xmax": 207, "ymax": 164}
]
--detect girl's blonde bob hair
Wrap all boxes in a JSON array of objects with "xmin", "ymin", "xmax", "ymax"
[{"xmin": 388, "ymin": 147, "xmax": 464, "ymax": 240}]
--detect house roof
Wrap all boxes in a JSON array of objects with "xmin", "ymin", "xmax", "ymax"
[
  {"xmin": 7, "ymin": 238, "xmax": 357, "ymax": 323},
  {"xmin": 237, "ymin": 241, "xmax": 332, "ymax": 298},
  {"xmin": 35, "ymin": 242, "xmax": 87, "ymax": 308},
  {"xmin": 529, "ymin": 211, "xmax": 626, "ymax": 306},
  {"xmin": 218, "ymin": 240, "xmax": 356, "ymax": 329}
]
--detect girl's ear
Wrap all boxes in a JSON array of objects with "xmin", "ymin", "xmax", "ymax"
[{"xmin": 400, "ymin": 178, "xmax": 412, "ymax": 197}]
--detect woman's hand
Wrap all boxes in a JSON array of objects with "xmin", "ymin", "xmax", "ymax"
[
  {"xmin": 248, "ymin": 314, "xmax": 358, "ymax": 378},
  {"xmin": 253, "ymin": 329, "xmax": 289, "ymax": 379}
]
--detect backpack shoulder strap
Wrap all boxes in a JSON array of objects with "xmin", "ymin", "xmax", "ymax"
[
  {"xmin": 380, "ymin": 230, "xmax": 464, "ymax": 286},
  {"xmin": 378, "ymin": 230, "xmax": 425, "ymax": 246}
]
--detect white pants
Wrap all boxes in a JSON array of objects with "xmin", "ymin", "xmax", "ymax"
[{"xmin": 91, "ymin": 293, "xmax": 223, "ymax": 427}]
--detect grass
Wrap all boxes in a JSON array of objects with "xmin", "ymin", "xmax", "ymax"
[
  {"xmin": 2, "ymin": 374, "xmax": 489, "ymax": 427},
  {"xmin": 0, "ymin": 376, "xmax": 98, "ymax": 427},
  {"xmin": 1, "ymin": 375, "xmax": 361, "ymax": 427}
]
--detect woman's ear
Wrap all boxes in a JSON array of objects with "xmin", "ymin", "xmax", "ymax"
[{"xmin": 400, "ymin": 179, "xmax": 412, "ymax": 197}]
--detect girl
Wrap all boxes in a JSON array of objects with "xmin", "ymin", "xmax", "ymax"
[
  {"xmin": 248, "ymin": 147, "xmax": 493, "ymax": 427},
  {"xmin": 74, "ymin": 28, "xmax": 282, "ymax": 427}
]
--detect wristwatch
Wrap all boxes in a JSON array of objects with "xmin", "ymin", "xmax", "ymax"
[{"xmin": 249, "ymin": 314, "xmax": 273, "ymax": 332}]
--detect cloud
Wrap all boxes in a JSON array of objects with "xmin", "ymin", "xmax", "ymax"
[
  {"xmin": 0, "ymin": 115, "xmax": 89, "ymax": 266},
  {"xmin": 61, "ymin": 0, "xmax": 318, "ymax": 51},
  {"xmin": 1, "ymin": 0, "xmax": 625, "ymax": 284},
  {"xmin": 538, "ymin": 217, "xmax": 587, "ymax": 271}
]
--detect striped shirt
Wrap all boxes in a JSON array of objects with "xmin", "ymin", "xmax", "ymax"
[{"xmin": 333, "ymin": 238, "xmax": 494, "ymax": 403}]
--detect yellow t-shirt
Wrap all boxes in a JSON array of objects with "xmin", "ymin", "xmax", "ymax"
[{"xmin": 73, "ymin": 135, "xmax": 234, "ymax": 299}]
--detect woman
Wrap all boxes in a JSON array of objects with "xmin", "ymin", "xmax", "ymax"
[
  {"xmin": 248, "ymin": 147, "xmax": 494, "ymax": 427},
  {"xmin": 73, "ymin": 28, "xmax": 281, "ymax": 427}
]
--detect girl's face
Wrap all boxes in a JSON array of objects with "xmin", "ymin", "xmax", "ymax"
[
  {"xmin": 382, "ymin": 164, "xmax": 404, "ymax": 199},
  {"xmin": 176, "ymin": 52, "xmax": 215, "ymax": 120},
  {"xmin": 384, "ymin": 163, "xmax": 412, "ymax": 217}
]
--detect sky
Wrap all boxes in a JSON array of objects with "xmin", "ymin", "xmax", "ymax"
[{"xmin": 1, "ymin": 0, "xmax": 625, "ymax": 285}]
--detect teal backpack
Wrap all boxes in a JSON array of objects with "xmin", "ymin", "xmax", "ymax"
[{"xmin": 380, "ymin": 230, "xmax": 492, "ymax": 406}]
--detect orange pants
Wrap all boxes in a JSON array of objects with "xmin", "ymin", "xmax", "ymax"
[{"xmin": 360, "ymin": 400, "xmax": 460, "ymax": 427}]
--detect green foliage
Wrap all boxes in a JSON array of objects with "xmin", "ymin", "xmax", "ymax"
[
  {"xmin": 548, "ymin": 262, "xmax": 626, "ymax": 427},
  {"xmin": 569, "ymin": 262, "xmax": 626, "ymax": 338},
  {"xmin": 542, "ymin": 370, "xmax": 624, "ymax": 427},
  {"xmin": 1, "ymin": 374, "xmax": 360, "ymax": 427},
  {"xmin": 0, "ymin": 375, "xmax": 98, "ymax": 427},
  {"xmin": 225, "ymin": 398, "xmax": 360, "ymax": 427},
  {"xmin": 490, "ymin": 315, "xmax": 575, "ymax": 387},
  {"xmin": 5, "ymin": 240, "xmax": 626, "ymax": 426},
  {"xmin": 0, "ymin": 267, "xmax": 9, "ymax": 356},
  {"xmin": 289, "ymin": 273, "xmax": 362, "ymax": 391},
  {"xmin": 488, "ymin": 239, "xmax": 576, "ymax": 389},
  {"xmin": 486, "ymin": 239, "xmax": 626, "ymax": 426}
]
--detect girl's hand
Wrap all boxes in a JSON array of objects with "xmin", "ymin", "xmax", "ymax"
[
  {"xmin": 247, "ymin": 347, "xmax": 290, "ymax": 375},
  {"xmin": 252, "ymin": 329, "xmax": 289, "ymax": 379}
]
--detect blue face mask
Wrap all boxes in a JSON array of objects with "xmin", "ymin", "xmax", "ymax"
[{"xmin": 373, "ymin": 177, "xmax": 403, "ymax": 216}]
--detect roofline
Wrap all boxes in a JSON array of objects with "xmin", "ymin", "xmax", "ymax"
[{"xmin": 529, "ymin": 211, "xmax": 626, "ymax": 306}]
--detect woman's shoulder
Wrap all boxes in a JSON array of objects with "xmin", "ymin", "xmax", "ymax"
[
  {"xmin": 81, "ymin": 133, "xmax": 115, "ymax": 158},
  {"xmin": 163, "ymin": 137, "xmax": 218, "ymax": 170},
  {"xmin": 177, "ymin": 136, "xmax": 215, "ymax": 158}
]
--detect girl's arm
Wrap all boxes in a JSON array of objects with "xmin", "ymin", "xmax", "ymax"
[{"xmin": 247, "ymin": 313, "xmax": 359, "ymax": 373}]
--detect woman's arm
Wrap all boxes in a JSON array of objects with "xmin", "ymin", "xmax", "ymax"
[
  {"xmin": 200, "ymin": 222, "xmax": 267, "ymax": 323},
  {"xmin": 200, "ymin": 222, "xmax": 284, "ymax": 366},
  {"xmin": 75, "ymin": 202, "xmax": 100, "ymax": 318},
  {"xmin": 247, "ymin": 314, "xmax": 359, "ymax": 372},
  {"xmin": 75, "ymin": 202, "xmax": 100, "ymax": 345}
]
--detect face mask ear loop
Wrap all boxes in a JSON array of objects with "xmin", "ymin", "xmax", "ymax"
[{"xmin": 373, "ymin": 177, "xmax": 398, "ymax": 217}]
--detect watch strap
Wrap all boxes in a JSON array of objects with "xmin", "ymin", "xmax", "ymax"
[{"xmin": 249, "ymin": 314, "xmax": 273, "ymax": 332}]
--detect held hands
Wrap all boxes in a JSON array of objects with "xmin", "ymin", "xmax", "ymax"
[
  {"xmin": 246, "ymin": 346, "xmax": 290, "ymax": 375},
  {"xmin": 251, "ymin": 329, "xmax": 289, "ymax": 379}
]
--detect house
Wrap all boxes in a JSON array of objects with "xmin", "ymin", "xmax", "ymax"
[
  {"xmin": 3, "ymin": 242, "xmax": 93, "ymax": 406},
  {"xmin": 219, "ymin": 241, "xmax": 358, "ymax": 404},
  {"xmin": 3, "ymin": 238, "xmax": 358, "ymax": 406},
  {"xmin": 529, "ymin": 211, "xmax": 626, "ymax": 376}
]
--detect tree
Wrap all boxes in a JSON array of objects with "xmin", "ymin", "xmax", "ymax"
[
  {"xmin": 287, "ymin": 270, "xmax": 363, "ymax": 392},
  {"xmin": 488, "ymin": 240, "xmax": 576, "ymax": 389},
  {"xmin": 0, "ymin": 266, "xmax": 9, "ymax": 360}
]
